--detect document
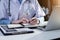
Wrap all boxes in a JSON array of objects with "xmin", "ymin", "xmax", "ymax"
[
  {"xmin": 7, "ymin": 21, "xmax": 48, "ymax": 29},
  {"xmin": 7, "ymin": 24, "xmax": 23, "ymax": 28},
  {"xmin": 7, "ymin": 24, "xmax": 41, "ymax": 28},
  {"xmin": 0, "ymin": 26, "xmax": 34, "ymax": 35}
]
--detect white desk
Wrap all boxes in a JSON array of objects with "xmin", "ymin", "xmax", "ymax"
[
  {"xmin": 0, "ymin": 29, "xmax": 43, "ymax": 40},
  {"xmin": 29, "ymin": 29, "xmax": 60, "ymax": 40},
  {"xmin": 0, "ymin": 29, "xmax": 60, "ymax": 40},
  {"xmin": 0, "ymin": 21, "xmax": 60, "ymax": 40}
]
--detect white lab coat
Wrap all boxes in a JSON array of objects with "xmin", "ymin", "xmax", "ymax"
[
  {"xmin": 0, "ymin": 0, "xmax": 8, "ymax": 19},
  {"xmin": 0, "ymin": 0, "xmax": 45, "ymax": 24}
]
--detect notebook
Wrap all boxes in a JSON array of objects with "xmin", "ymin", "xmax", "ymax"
[{"xmin": 0, "ymin": 25, "xmax": 34, "ymax": 35}]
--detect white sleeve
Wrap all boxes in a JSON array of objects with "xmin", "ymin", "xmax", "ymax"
[
  {"xmin": 35, "ymin": 0, "xmax": 45, "ymax": 17},
  {"xmin": 37, "ymin": 17, "xmax": 45, "ymax": 24},
  {"xmin": 35, "ymin": 0, "xmax": 45, "ymax": 24},
  {"xmin": 0, "ymin": 0, "xmax": 8, "ymax": 19}
]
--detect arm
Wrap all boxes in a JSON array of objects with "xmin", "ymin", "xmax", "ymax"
[
  {"xmin": 29, "ymin": 0, "xmax": 45, "ymax": 25},
  {"xmin": 0, "ymin": 0, "xmax": 11, "ymax": 24},
  {"xmin": 35, "ymin": 0, "xmax": 45, "ymax": 24},
  {"xmin": 37, "ymin": 17, "xmax": 45, "ymax": 24},
  {"xmin": 0, "ymin": 0, "xmax": 9, "ymax": 18}
]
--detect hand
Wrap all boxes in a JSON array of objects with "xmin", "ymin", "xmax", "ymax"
[
  {"xmin": 20, "ymin": 18, "xmax": 29, "ymax": 24},
  {"xmin": 29, "ymin": 17, "xmax": 38, "ymax": 25},
  {"xmin": 12, "ymin": 18, "xmax": 29, "ymax": 24}
]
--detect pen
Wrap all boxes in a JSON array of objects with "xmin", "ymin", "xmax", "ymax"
[{"xmin": 19, "ymin": 22, "xmax": 25, "ymax": 27}]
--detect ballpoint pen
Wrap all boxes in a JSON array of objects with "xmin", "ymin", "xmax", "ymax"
[{"xmin": 19, "ymin": 22, "xmax": 25, "ymax": 27}]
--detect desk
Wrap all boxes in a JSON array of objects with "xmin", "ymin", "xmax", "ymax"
[
  {"xmin": 0, "ymin": 29, "xmax": 60, "ymax": 40},
  {"xmin": 0, "ymin": 21, "xmax": 60, "ymax": 40},
  {"xmin": 29, "ymin": 29, "xmax": 60, "ymax": 40},
  {"xmin": 0, "ymin": 29, "xmax": 43, "ymax": 40}
]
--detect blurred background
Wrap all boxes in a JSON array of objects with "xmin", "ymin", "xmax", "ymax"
[{"xmin": 38, "ymin": 0, "xmax": 60, "ymax": 21}]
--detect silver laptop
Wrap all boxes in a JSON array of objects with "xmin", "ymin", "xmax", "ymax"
[{"xmin": 38, "ymin": 7, "xmax": 60, "ymax": 31}]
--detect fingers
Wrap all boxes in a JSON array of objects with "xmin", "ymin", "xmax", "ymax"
[
  {"xmin": 19, "ymin": 18, "xmax": 29, "ymax": 24},
  {"xmin": 12, "ymin": 17, "xmax": 38, "ymax": 25},
  {"xmin": 12, "ymin": 20, "xmax": 21, "ymax": 24},
  {"xmin": 29, "ymin": 18, "xmax": 37, "ymax": 25},
  {"xmin": 22, "ymin": 18, "xmax": 29, "ymax": 23}
]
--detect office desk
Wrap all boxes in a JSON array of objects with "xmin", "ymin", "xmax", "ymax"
[
  {"xmin": 29, "ymin": 29, "xmax": 60, "ymax": 40},
  {"xmin": 0, "ymin": 29, "xmax": 43, "ymax": 40},
  {"xmin": 0, "ymin": 29, "xmax": 60, "ymax": 40},
  {"xmin": 0, "ymin": 21, "xmax": 60, "ymax": 40}
]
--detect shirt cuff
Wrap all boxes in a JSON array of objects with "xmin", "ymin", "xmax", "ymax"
[{"xmin": 37, "ymin": 17, "xmax": 44, "ymax": 24}]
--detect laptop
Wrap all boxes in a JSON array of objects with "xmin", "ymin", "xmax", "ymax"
[{"xmin": 38, "ymin": 7, "xmax": 60, "ymax": 31}]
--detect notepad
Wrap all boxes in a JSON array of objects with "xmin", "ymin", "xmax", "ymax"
[
  {"xmin": 24, "ymin": 24, "xmax": 40, "ymax": 27},
  {"xmin": 7, "ymin": 24, "xmax": 41, "ymax": 29},
  {"xmin": 7, "ymin": 21, "xmax": 48, "ymax": 29},
  {"xmin": 0, "ymin": 26, "xmax": 34, "ymax": 35},
  {"xmin": 7, "ymin": 24, "xmax": 23, "ymax": 28}
]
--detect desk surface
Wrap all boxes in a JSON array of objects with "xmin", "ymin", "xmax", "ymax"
[
  {"xmin": 29, "ymin": 29, "xmax": 60, "ymax": 40},
  {"xmin": 0, "ymin": 29, "xmax": 60, "ymax": 40},
  {"xmin": 0, "ymin": 29, "xmax": 43, "ymax": 40},
  {"xmin": 0, "ymin": 21, "xmax": 60, "ymax": 40}
]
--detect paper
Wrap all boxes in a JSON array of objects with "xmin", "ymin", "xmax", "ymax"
[
  {"xmin": 7, "ymin": 24, "xmax": 23, "ymax": 28},
  {"xmin": 7, "ymin": 21, "xmax": 48, "ymax": 28},
  {"xmin": 24, "ymin": 24, "xmax": 41, "ymax": 27}
]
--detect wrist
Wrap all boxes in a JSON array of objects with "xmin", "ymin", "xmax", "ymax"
[{"xmin": 37, "ymin": 19, "xmax": 40, "ymax": 24}]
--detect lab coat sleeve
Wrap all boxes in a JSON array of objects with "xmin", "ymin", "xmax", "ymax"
[
  {"xmin": 0, "ymin": 0, "xmax": 7, "ymax": 19},
  {"xmin": 37, "ymin": 17, "xmax": 45, "ymax": 24},
  {"xmin": 3, "ymin": 0, "xmax": 8, "ymax": 11},
  {"xmin": 0, "ymin": 0, "xmax": 9, "ymax": 19},
  {"xmin": 35, "ymin": 0, "xmax": 45, "ymax": 24},
  {"xmin": 0, "ymin": 0, "xmax": 11, "ymax": 24}
]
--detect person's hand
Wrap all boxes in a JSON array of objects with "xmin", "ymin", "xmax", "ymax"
[
  {"xmin": 12, "ymin": 18, "xmax": 29, "ymax": 24},
  {"xmin": 20, "ymin": 18, "xmax": 29, "ymax": 24},
  {"xmin": 29, "ymin": 17, "xmax": 38, "ymax": 25}
]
